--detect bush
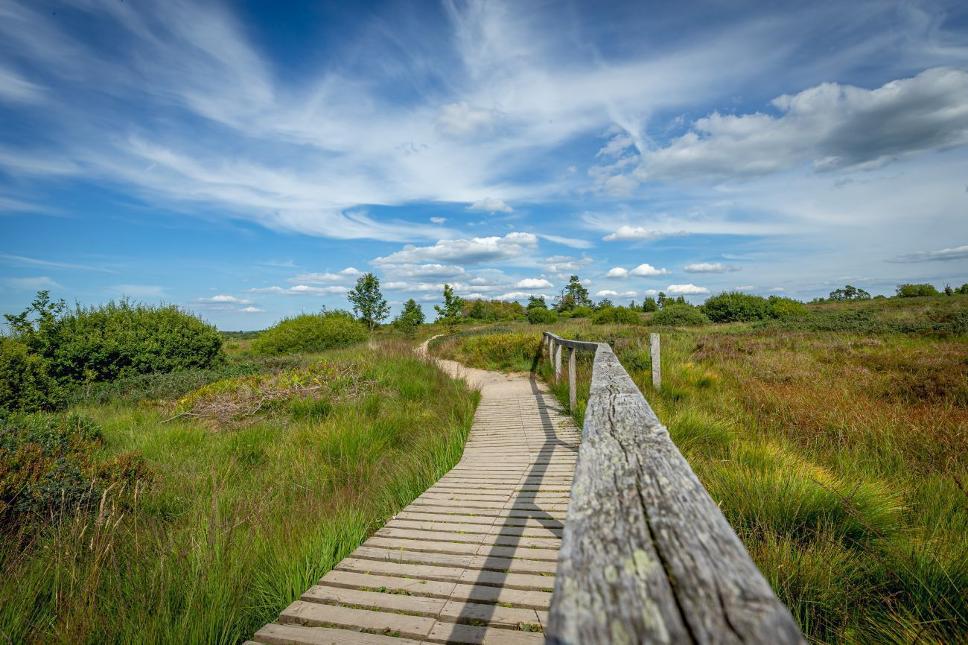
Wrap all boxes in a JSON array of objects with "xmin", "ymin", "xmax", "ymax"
[
  {"xmin": 0, "ymin": 413, "xmax": 148, "ymax": 526},
  {"xmin": 561, "ymin": 305, "xmax": 594, "ymax": 319},
  {"xmin": 464, "ymin": 299, "xmax": 525, "ymax": 322},
  {"xmin": 253, "ymin": 311, "xmax": 367, "ymax": 355},
  {"xmin": 702, "ymin": 292, "xmax": 772, "ymax": 322},
  {"xmin": 896, "ymin": 283, "xmax": 940, "ymax": 298},
  {"xmin": 0, "ymin": 338, "xmax": 63, "ymax": 413},
  {"xmin": 6, "ymin": 294, "xmax": 223, "ymax": 384},
  {"xmin": 526, "ymin": 306, "xmax": 558, "ymax": 325},
  {"xmin": 768, "ymin": 296, "xmax": 808, "ymax": 320},
  {"xmin": 652, "ymin": 304, "xmax": 710, "ymax": 326},
  {"xmin": 592, "ymin": 306, "xmax": 642, "ymax": 325}
]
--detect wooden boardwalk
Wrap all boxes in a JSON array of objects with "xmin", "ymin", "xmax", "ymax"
[{"xmin": 251, "ymin": 355, "xmax": 580, "ymax": 644}]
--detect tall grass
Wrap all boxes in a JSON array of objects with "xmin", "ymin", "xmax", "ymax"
[
  {"xmin": 0, "ymin": 340, "xmax": 478, "ymax": 644},
  {"xmin": 431, "ymin": 300, "xmax": 968, "ymax": 644}
]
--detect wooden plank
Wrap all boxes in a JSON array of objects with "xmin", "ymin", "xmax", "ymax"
[
  {"xmin": 427, "ymin": 622, "xmax": 544, "ymax": 644},
  {"xmin": 278, "ymin": 601, "xmax": 435, "ymax": 640},
  {"xmin": 253, "ymin": 623, "xmax": 422, "ymax": 645},
  {"xmin": 546, "ymin": 343, "xmax": 804, "ymax": 644}
]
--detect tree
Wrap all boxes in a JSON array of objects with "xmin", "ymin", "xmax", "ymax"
[
  {"xmin": 393, "ymin": 299, "xmax": 425, "ymax": 336},
  {"xmin": 895, "ymin": 283, "xmax": 939, "ymax": 298},
  {"xmin": 347, "ymin": 273, "xmax": 389, "ymax": 331},
  {"xmin": 597, "ymin": 297, "xmax": 614, "ymax": 309},
  {"xmin": 555, "ymin": 275, "xmax": 591, "ymax": 312},
  {"xmin": 944, "ymin": 284, "xmax": 954, "ymax": 296},
  {"xmin": 828, "ymin": 284, "xmax": 871, "ymax": 301},
  {"xmin": 642, "ymin": 297, "xmax": 658, "ymax": 312},
  {"xmin": 434, "ymin": 284, "xmax": 464, "ymax": 330},
  {"xmin": 526, "ymin": 295, "xmax": 548, "ymax": 311},
  {"xmin": 656, "ymin": 292, "xmax": 668, "ymax": 309}
]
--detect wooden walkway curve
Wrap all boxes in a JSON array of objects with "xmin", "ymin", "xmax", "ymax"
[{"xmin": 250, "ymin": 351, "xmax": 580, "ymax": 644}]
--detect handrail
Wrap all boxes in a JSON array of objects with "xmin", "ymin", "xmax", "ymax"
[{"xmin": 542, "ymin": 331, "xmax": 804, "ymax": 644}]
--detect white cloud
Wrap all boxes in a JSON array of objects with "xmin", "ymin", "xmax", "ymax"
[
  {"xmin": 0, "ymin": 253, "xmax": 115, "ymax": 273},
  {"xmin": 468, "ymin": 197, "xmax": 513, "ymax": 213},
  {"xmin": 735, "ymin": 285, "xmax": 755, "ymax": 290},
  {"xmin": 536, "ymin": 234, "xmax": 593, "ymax": 249},
  {"xmin": 289, "ymin": 268, "xmax": 360, "ymax": 283},
  {"xmin": 4, "ymin": 276, "xmax": 62, "ymax": 290},
  {"xmin": 374, "ymin": 232, "xmax": 537, "ymax": 266},
  {"xmin": 683, "ymin": 262, "xmax": 738, "ymax": 273},
  {"xmin": 515, "ymin": 278, "xmax": 552, "ymax": 289},
  {"xmin": 603, "ymin": 225, "xmax": 685, "ymax": 242},
  {"xmin": 666, "ymin": 283, "xmax": 709, "ymax": 295},
  {"xmin": 630, "ymin": 263, "xmax": 669, "ymax": 277},
  {"xmin": 639, "ymin": 68, "xmax": 968, "ymax": 181},
  {"xmin": 198, "ymin": 294, "xmax": 252, "ymax": 304},
  {"xmin": 383, "ymin": 264, "xmax": 466, "ymax": 279},
  {"xmin": 250, "ymin": 285, "xmax": 347, "ymax": 295},
  {"xmin": 606, "ymin": 267, "xmax": 628, "ymax": 278},
  {"xmin": 436, "ymin": 102, "xmax": 501, "ymax": 137},
  {"xmin": 240, "ymin": 306, "xmax": 264, "ymax": 313},
  {"xmin": 890, "ymin": 244, "xmax": 968, "ymax": 263},
  {"xmin": 596, "ymin": 289, "xmax": 636, "ymax": 298},
  {"xmin": 430, "ymin": 216, "xmax": 447, "ymax": 224}
]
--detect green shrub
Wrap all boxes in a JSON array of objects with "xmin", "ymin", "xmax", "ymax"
[
  {"xmin": 652, "ymin": 304, "xmax": 710, "ymax": 326},
  {"xmin": 526, "ymin": 306, "xmax": 558, "ymax": 325},
  {"xmin": 896, "ymin": 283, "xmax": 940, "ymax": 298},
  {"xmin": 561, "ymin": 305, "xmax": 594, "ymax": 319},
  {"xmin": 768, "ymin": 296, "xmax": 808, "ymax": 320},
  {"xmin": 253, "ymin": 311, "xmax": 367, "ymax": 355},
  {"xmin": 0, "ymin": 338, "xmax": 63, "ymax": 413},
  {"xmin": 6, "ymin": 293, "xmax": 223, "ymax": 384},
  {"xmin": 702, "ymin": 292, "xmax": 771, "ymax": 322},
  {"xmin": 592, "ymin": 306, "xmax": 642, "ymax": 325},
  {"xmin": 0, "ymin": 413, "xmax": 148, "ymax": 526}
]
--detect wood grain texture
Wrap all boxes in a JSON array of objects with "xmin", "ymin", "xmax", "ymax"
[{"xmin": 543, "ymin": 334, "xmax": 803, "ymax": 645}]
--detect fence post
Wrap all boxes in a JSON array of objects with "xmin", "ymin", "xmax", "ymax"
[
  {"xmin": 568, "ymin": 346, "xmax": 577, "ymax": 411},
  {"xmin": 554, "ymin": 341, "xmax": 562, "ymax": 383},
  {"xmin": 650, "ymin": 332, "xmax": 661, "ymax": 391}
]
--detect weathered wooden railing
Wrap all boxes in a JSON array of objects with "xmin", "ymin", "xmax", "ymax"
[{"xmin": 542, "ymin": 332, "xmax": 804, "ymax": 644}]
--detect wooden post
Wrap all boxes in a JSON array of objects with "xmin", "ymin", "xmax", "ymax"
[
  {"xmin": 554, "ymin": 341, "xmax": 562, "ymax": 383},
  {"xmin": 568, "ymin": 346, "xmax": 577, "ymax": 411},
  {"xmin": 650, "ymin": 333, "xmax": 661, "ymax": 391}
]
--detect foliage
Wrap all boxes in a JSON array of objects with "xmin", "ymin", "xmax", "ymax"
[
  {"xmin": 555, "ymin": 275, "xmax": 591, "ymax": 312},
  {"xmin": 1, "ymin": 293, "xmax": 223, "ymax": 412},
  {"xmin": 596, "ymin": 297, "xmax": 613, "ymax": 309},
  {"xmin": 393, "ymin": 298, "xmax": 425, "ymax": 336},
  {"xmin": 652, "ymin": 303, "xmax": 710, "ymax": 326},
  {"xmin": 434, "ymin": 284, "xmax": 464, "ymax": 330},
  {"xmin": 560, "ymin": 305, "xmax": 594, "ymax": 319},
  {"xmin": 346, "ymin": 272, "xmax": 389, "ymax": 330},
  {"xmin": 642, "ymin": 297, "xmax": 658, "ymax": 312},
  {"xmin": 463, "ymin": 298, "xmax": 525, "ymax": 322},
  {"xmin": 252, "ymin": 311, "xmax": 367, "ymax": 355},
  {"xmin": 702, "ymin": 292, "xmax": 772, "ymax": 322},
  {"xmin": 431, "ymin": 331, "xmax": 542, "ymax": 372},
  {"xmin": 827, "ymin": 284, "xmax": 871, "ymax": 301},
  {"xmin": 0, "ymin": 337, "xmax": 63, "ymax": 413},
  {"xmin": 0, "ymin": 413, "xmax": 148, "ymax": 527},
  {"xmin": 0, "ymin": 342, "xmax": 478, "ymax": 643},
  {"xmin": 592, "ymin": 306, "xmax": 642, "ymax": 325},
  {"xmin": 524, "ymin": 296, "xmax": 556, "ymax": 324},
  {"xmin": 896, "ymin": 283, "xmax": 940, "ymax": 298},
  {"xmin": 767, "ymin": 296, "xmax": 808, "ymax": 320}
]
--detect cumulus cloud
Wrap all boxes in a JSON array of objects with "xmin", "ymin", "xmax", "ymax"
[
  {"xmin": 606, "ymin": 267, "xmax": 628, "ymax": 278},
  {"xmin": 515, "ymin": 278, "xmax": 552, "ymax": 289},
  {"xmin": 629, "ymin": 263, "xmax": 669, "ymax": 276},
  {"xmin": 889, "ymin": 244, "xmax": 968, "ymax": 263},
  {"xmin": 666, "ymin": 283, "xmax": 709, "ymax": 294},
  {"xmin": 544, "ymin": 255, "xmax": 593, "ymax": 275},
  {"xmin": 240, "ymin": 306, "xmax": 264, "ymax": 313},
  {"xmin": 383, "ymin": 264, "xmax": 467, "ymax": 279},
  {"xmin": 374, "ymin": 232, "xmax": 536, "ymax": 266},
  {"xmin": 683, "ymin": 262, "xmax": 738, "ymax": 273},
  {"xmin": 639, "ymin": 67, "xmax": 968, "ymax": 181},
  {"xmin": 468, "ymin": 197, "xmax": 513, "ymax": 213},
  {"xmin": 595, "ymin": 289, "xmax": 636, "ymax": 298},
  {"xmin": 429, "ymin": 216, "xmax": 447, "ymax": 224},
  {"xmin": 492, "ymin": 291, "xmax": 548, "ymax": 302}
]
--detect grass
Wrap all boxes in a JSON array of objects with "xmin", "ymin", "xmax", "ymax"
[
  {"xmin": 430, "ymin": 295, "xmax": 968, "ymax": 644},
  {"xmin": 0, "ymin": 339, "xmax": 478, "ymax": 644}
]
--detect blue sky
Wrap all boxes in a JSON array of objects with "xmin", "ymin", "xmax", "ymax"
[{"xmin": 2, "ymin": 0, "xmax": 967, "ymax": 330}]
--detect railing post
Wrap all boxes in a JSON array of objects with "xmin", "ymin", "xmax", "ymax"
[
  {"xmin": 650, "ymin": 332, "xmax": 661, "ymax": 391},
  {"xmin": 568, "ymin": 346, "xmax": 577, "ymax": 411},
  {"xmin": 554, "ymin": 341, "xmax": 562, "ymax": 383}
]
